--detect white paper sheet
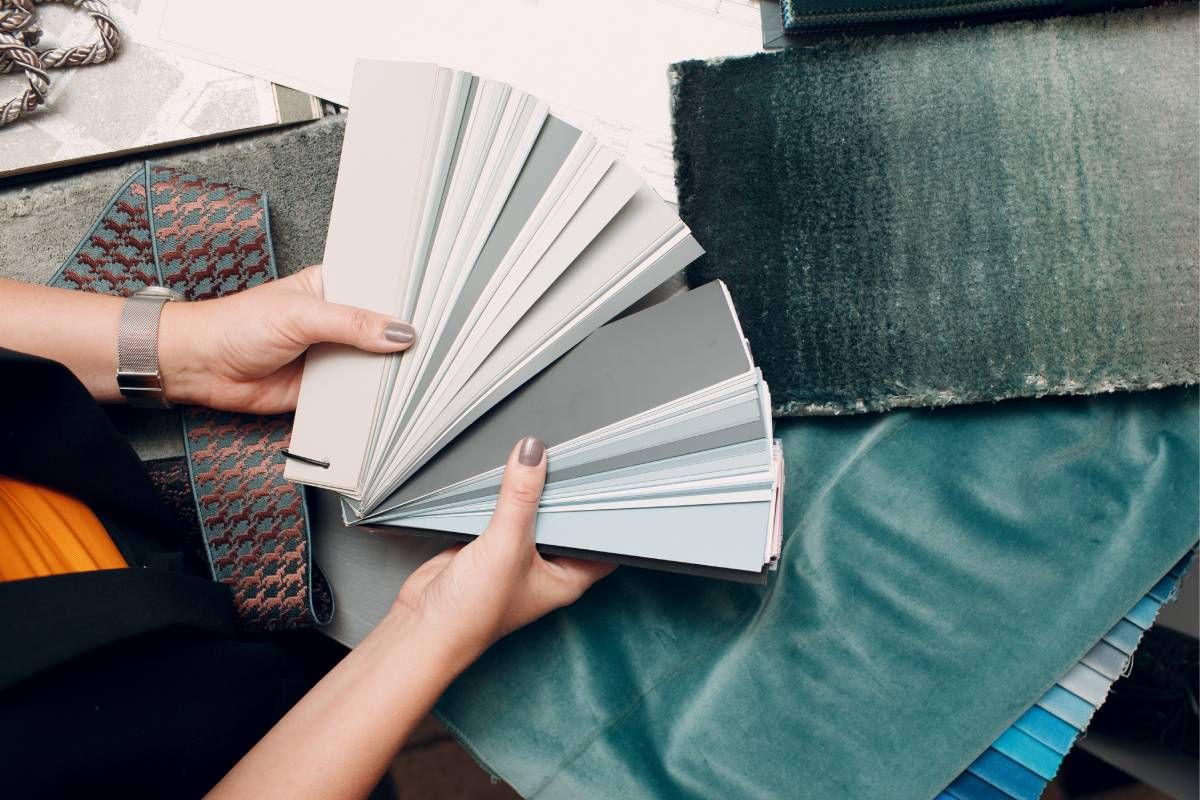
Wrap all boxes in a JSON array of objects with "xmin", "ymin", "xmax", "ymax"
[{"xmin": 134, "ymin": 0, "xmax": 763, "ymax": 201}]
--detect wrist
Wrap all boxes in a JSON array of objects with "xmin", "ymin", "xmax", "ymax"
[
  {"xmin": 157, "ymin": 301, "xmax": 210, "ymax": 407},
  {"xmin": 378, "ymin": 605, "xmax": 486, "ymax": 680}
]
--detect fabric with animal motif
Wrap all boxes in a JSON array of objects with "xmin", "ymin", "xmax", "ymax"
[{"xmin": 49, "ymin": 163, "xmax": 331, "ymax": 630}]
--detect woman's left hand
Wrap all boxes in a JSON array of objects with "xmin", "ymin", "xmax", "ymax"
[{"xmin": 159, "ymin": 264, "xmax": 417, "ymax": 414}]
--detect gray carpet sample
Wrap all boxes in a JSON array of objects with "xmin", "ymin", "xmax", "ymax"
[
  {"xmin": 1, "ymin": 116, "xmax": 347, "ymax": 286},
  {"xmin": 673, "ymin": 4, "xmax": 1199, "ymax": 416}
]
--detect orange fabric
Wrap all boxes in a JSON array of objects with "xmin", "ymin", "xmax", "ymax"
[{"xmin": 0, "ymin": 476, "xmax": 127, "ymax": 581}]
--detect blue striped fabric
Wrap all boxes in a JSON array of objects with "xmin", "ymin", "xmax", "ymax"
[
  {"xmin": 938, "ymin": 551, "xmax": 1195, "ymax": 799},
  {"xmin": 1104, "ymin": 619, "xmax": 1146, "ymax": 655},
  {"xmin": 1012, "ymin": 707, "xmax": 1076, "ymax": 755},
  {"xmin": 967, "ymin": 749, "xmax": 1046, "ymax": 799},
  {"xmin": 945, "ymin": 770, "xmax": 1014, "ymax": 800},
  {"xmin": 991, "ymin": 730, "xmax": 1060, "ymax": 780}
]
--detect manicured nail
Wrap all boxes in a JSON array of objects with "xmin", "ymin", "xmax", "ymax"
[
  {"xmin": 517, "ymin": 436, "xmax": 545, "ymax": 466},
  {"xmin": 384, "ymin": 321, "xmax": 416, "ymax": 345}
]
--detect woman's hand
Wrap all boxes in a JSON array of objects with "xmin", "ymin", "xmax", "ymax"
[
  {"xmin": 0, "ymin": 268, "xmax": 411, "ymax": 411},
  {"xmin": 211, "ymin": 437, "xmax": 614, "ymax": 800},
  {"xmin": 159, "ymin": 264, "xmax": 416, "ymax": 414},
  {"xmin": 393, "ymin": 436, "xmax": 616, "ymax": 671}
]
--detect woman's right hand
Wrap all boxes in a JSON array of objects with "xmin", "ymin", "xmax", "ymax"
[{"xmin": 392, "ymin": 436, "xmax": 616, "ymax": 671}]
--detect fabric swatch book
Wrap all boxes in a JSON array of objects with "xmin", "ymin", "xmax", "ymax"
[{"xmin": 286, "ymin": 60, "xmax": 784, "ymax": 582}]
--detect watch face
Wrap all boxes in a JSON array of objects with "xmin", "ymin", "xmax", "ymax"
[{"xmin": 136, "ymin": 285, "xmax": 184, "ymax": 301}]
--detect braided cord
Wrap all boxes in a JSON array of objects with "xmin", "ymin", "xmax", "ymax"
[
  {"xmin": 0, "ymin": 30, "xmax": 48, "ymax": 126},
  {"xmin": 0, "ymin": 0, "xmax": 119, "ymax": 127},
  {"xmin": 0, "ymin": 1, "xmax": 42, "ymax": 43}
]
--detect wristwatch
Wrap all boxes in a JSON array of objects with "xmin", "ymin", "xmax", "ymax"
[{"xmin": 117, "ymin": 285, "xmax": 184, "ymax": 408}]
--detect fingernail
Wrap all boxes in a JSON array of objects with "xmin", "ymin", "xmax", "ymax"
[
  {"xmin": 384, "ymin": 322, "xmax": 416, "ymax": 345},
  {"xmin": 517, "ymin": 436, "xmax": 545, "ymax": 466}
]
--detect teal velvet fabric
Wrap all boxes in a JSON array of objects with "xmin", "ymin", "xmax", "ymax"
[{"xmin": 436, "ymin": 388, "xmax": 1199, "ymax": 799}]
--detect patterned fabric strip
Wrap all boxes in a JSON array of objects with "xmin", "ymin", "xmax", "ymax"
[
  {"xmin": 48, "ymin": 163, "xmax": 331, "ymax": 630},
  {"xmin": 52, "ymin": 170, "xmax": 157, "ymax": 297}
]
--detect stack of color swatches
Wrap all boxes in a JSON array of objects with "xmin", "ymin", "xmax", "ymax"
[
  {"xmin": 939, "ymin": 553, "xmax": 1196, "ymax": 799},
  {"xmin": 287, "ymin": 61, "xmax": 784, "ymax": 582}
]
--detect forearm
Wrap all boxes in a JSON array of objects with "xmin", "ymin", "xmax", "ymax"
[
  {"xmin": 208, "ymin": 608, "xmax": 472, "ymax": 800},
  {"xmin": 0, "ymin": 277, "xmax": 206, "ymax": 405},
  {"xmin": 210, "ymin": 437, "xmax": 607, "ymax": 798},
  {"xmin": 0, "ymin": 278, "xmax": 125, "ymax": 401}
]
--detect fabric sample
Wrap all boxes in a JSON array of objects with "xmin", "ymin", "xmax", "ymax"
[
  {"xmin": 944, "ymin": 552, "xmax": 1194, "ymax": 799},
  {"xmin": 435, "ymin": 388, "xmax": 1198, "ymax": 799},
  {"xmin": 3, "ymin": 115, "xmax": 344, "ymax": 289},
  {"xmin": 1013, "ymin": 708, "xmax": 1076, "ymax": 755},
  {"xmin": 47, "ymin": 164, "xmax": 331, "ymax": 630},
  {"xmin": 673, "ymin": 4, "xmax": 1199, "ymax": 416},
  {"xmin": 779, "ymin": 0, "xmax": 1148, "ymax": 35},
  {"xmin": 1089, "ymin": 622, "xmax": 1199, "ymax": 760}
]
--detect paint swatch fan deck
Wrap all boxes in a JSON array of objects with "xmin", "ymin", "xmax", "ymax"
[{"xmin": 287, "ymin": 61, "xmax": 783, "ymax": 581}]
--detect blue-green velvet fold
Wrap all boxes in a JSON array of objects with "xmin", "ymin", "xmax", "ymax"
[{"xmin": 437, "ymin": 388, "xmax": 1199, "ymax": 799}]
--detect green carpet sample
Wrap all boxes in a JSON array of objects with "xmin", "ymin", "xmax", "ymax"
[
  {"xmin": 780, "ymin": 0, "xmax": 1142, "ymax": 34},
  {"xmin": 674, "ymin": 4, "xmax": 1199, "ymax": 416},
  {"xmin": 437, "ymin": 388, "xmax": 1199, "ymax": 799}
]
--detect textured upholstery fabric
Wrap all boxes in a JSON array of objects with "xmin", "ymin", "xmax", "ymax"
[
  {"xmin": 437, "ymin": 388, "xmax": 1199, "ymax": 799},
  {"xmin": 46, "ymin": 164, "xmax": 331, "ymax": 630},
  {"xmin": 941, "ymin": 554, "xmax": 1193, "ymax": 799},
  {"xmin": 780, "ymin": 0, "xmax": 1149, "ymax": 34},
  {"xmin": 674, "ymin": 4, "xmax": 1199, "ymax": 416}
]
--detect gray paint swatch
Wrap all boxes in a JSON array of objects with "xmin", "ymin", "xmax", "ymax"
[
  {"xmin": 374, "ymin": 282, "xmax": 752, "ymax": 512},
  {"xmin": 398, "ymin": 117, "xmax": 583, "ymax": 430}
]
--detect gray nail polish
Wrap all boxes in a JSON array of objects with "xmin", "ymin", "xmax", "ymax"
[
  {"xmin": 384, "ymin": 322, "xmax": 416, "ymax": 345},
  {"xmin": 517, "ymin": 436, "xmax": 545, "ymax": 466}
]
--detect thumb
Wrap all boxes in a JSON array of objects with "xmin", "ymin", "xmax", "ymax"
[
  {"xmin": 479, "ymin": 436, "xmax": 546, "ymax": 558},
  {"xmin": 289, "ymin": 296, "xmax": 417, "ymax": 354}
]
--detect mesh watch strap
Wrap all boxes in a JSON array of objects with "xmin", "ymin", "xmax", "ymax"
[{"xmin": 117, "ymin": 290, "xmax": 175, "ymax": 408}]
